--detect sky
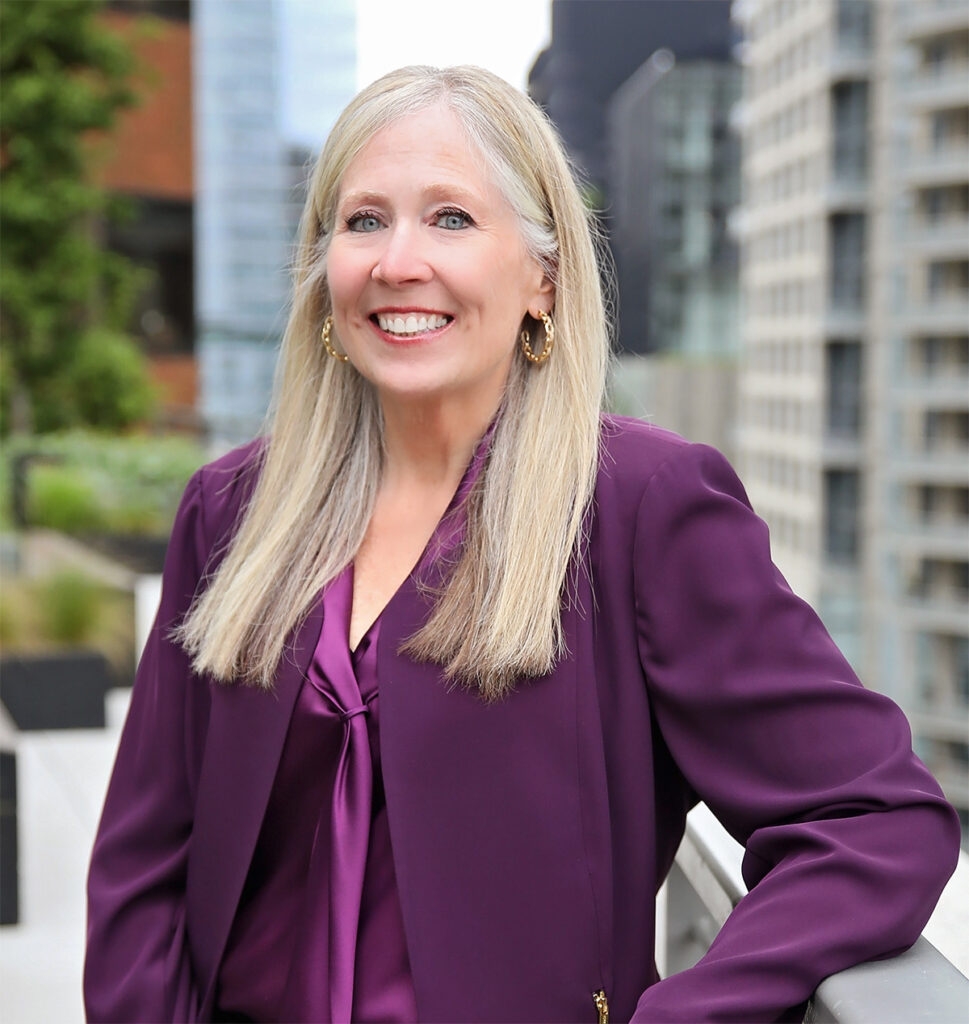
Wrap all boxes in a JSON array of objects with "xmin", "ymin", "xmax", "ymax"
[
  {"xmin": 278, "ymin": 0, "xmax": 552, "ymax": 147},
  {"xmin": 355, "ymin": 0, "xmax": 551, "ymax": 92}
]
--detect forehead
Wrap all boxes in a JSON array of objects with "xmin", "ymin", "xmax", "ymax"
[{"xmin": 337, "ymin": 104, "xmax": 504, "ymax": 205}]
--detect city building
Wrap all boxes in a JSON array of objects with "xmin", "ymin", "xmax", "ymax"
[
  {"xmin": 193, "ymin": 0, "xmax": 355, "ymax": 447},
  {"xmin": 530, "ymin": 0, "xmax": 733, "ymax": 191},
  {"xmin": 101, "ymin": 0, "xmax": 196, "ymax": 426},
  {"xmin": 609, "ymin": 52, "xmax": 741, "ymax": 355},
  {"xmin": 732, "ymin": 0, "xmax": 968, "ymax": 826},
  {"xmin": 528, "ymin": 0, "xmax": 736, "ymax": 358},
  {"xmin": 870, "ymin": 0, "xmax": 969, "ymax": 826}
]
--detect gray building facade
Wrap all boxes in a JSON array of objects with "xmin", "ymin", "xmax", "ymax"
[
  {"xmin": 193, "ymin": 0, "xmax": 355, "ymax": 448},
  {"xmin": 609, "ymin": 54, "xmax": 741, "ymax": 355}
]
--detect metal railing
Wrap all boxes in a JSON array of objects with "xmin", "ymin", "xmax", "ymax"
[{"xmin": 660, "ymin": 804, "xmax": 969, "ymax": 1023}]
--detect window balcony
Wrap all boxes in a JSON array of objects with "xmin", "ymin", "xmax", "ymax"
[
  {"xmin": 892, "ymin": 373, "xmax": 969, "ymax": 409},
  {"xmin": 659, "ymin": 804, "xmax": 969, "ymax": 1022},
  {"xmin": 822, "ymin": 176, "xmax": 869, "ymax": 211},
  {"xmin": 901, "ymin": 297, "xmax": 969, "ymax": 335},
  {"xmin": 905, "ymin": 215, "xmax": 969, "ymax": 260},
  {"xmin": 905, "ymin": 145, "xmax": 969, "ymax": 188},
  {"xmin": 890, "ymin": 448, "xmax": 969, "ymax": 487},
  {"xmin": 907, "ymin": 61, "xmax": 969, "ymax": 111},
  {"xmin": 821, "ymin": 433, "xmax": 863, "ymax": 466},
  {"xmin": 910, "ymin": 703, "xmax": 969, "ymax": 743},
  {"xmin": 890, "ymin": 517, "xmax": 969, "ymax": 559},
  {"xmin": 823, "ymin": 306, "xmax": 866, "ymax": 338},
  {"xmin": 898, "ymin": 0, "xmax": 969, "ymax": 42},
  {"xmin": 825, "ymin": 48, "xmax": 871, "ymax": 82}
]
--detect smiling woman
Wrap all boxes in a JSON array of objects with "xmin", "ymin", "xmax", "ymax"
[
  {"xmin": 85, "ymin": 66, "xmax": 959, "ymax": 1024},
  {"xmin": 325, "ymin": 104, "xmax": 553, "ymax": 430}
]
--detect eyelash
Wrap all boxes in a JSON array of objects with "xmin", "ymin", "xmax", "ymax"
[
  {"xmin": 344, "ymin": 207, "xmax": 474, "ymax": 232},
  {"xmin": 345, "ymin": 209, "xmax": 382, "ymax": 232},
  {"xmin": 434, "ymin": 207, "xmax": 473, "ymax": 229}
]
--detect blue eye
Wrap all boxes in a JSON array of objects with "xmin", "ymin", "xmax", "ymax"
[
  {"xmin": 347, "ymin": 213, "xmax": 382, "ymax": 233},
  {"xmin": 435, "ymin": 209, "xmax": 472, "ymax": 230}
]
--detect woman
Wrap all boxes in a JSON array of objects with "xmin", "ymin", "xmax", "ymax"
[{"xmin": 85, "ymin": 66, "xmax": 959, "ymax": 1024}]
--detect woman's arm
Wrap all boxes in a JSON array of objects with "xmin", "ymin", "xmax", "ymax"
[
  {"xmin": 631, "ymin": 443, "xmax": 960, "ymax": 1023},
  {"xmin": 84, "ymin": 472, "xmax": 212, "ymax": 1024}
]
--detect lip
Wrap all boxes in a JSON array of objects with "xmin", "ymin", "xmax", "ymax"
[
  {"xmin": 370, "ymin": 306, "xmax": 453, "ymax": 316},
  {"xmin": 368, "ymin": 308, "xmax": 454, "ymax": 346}
]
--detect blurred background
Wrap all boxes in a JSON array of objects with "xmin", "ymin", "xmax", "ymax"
[{"xmin": 1, "ymin": 0, "xmax": 967, "ymax": 1018}]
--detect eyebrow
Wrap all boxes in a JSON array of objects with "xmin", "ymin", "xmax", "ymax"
[{"xmin": 339, "ymin": 182, "xmax": 486, "ymax": 212}]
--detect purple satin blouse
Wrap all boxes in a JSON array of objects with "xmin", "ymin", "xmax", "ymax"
[{"xmin": 216, "ymin": 564, "xmax": 417, "ymax": 1023}]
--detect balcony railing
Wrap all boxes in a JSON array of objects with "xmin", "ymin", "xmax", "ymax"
[
  {"xmin": 905, "ymin": 146, "xmax": 969, "ymax": 188},
  {"xmin": 902, "ymin": 297, "xmax": 969, "ymax": 334},
  {"xmin": 907, "ymin": 62, "xmax": 969, "ymax": 110},
  {"xmin": 898, "ymin": 0, "xmax": 969, "ymax": 42},
  {"xmin": 892, "ymin": 373, "xmax": 969, "ymax": 407},
  {"xmin": 891, "ymin": 517, "xmax": 969, "ymax": 558},
  {"xmin": 905, "ymin": 216, "xmax": 969, "ymax": 259},
  {"xmin": 661, "ymin": 804, "xmax": 969, "ymax": 1023}
]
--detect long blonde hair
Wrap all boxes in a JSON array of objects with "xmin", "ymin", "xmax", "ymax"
[{"xmin": 177, "ymin": 66, "xmax": 611, "ymax": 700}]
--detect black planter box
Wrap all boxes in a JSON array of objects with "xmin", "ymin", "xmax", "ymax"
[
  {"xmin": 0, "ymin": 651, "xmax": 114, "ymax": 730},
  {"xmin": 80, "ymin": 533, "xmax": 168, "ymax": 575}
]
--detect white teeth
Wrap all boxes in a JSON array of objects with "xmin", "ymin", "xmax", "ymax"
[{"xmin": 376, "ymin": 313, "xmax": 450, "ymax": 335}]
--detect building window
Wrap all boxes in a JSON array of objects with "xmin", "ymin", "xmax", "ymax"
[
  {"xmin": 829, "ymin": 214, "xmax": 866, "ymax": 310},
  {"xmin": 956, "ymin": 636, "xmax": 969, "ymax": 702},
  {"xmin": 831, "ymin": 81, "xmax": 868, "ymax": 181},
  {"xmin": 824, "ymin": 469, "xmax": 860, "ymax": 564},
  {"xmin": 836, "ymin": 0, "xmax": 871, "ymax": 52},
  {"xmin": 826, "ymin": 340, "xmax": 862, "ymax": 437}
]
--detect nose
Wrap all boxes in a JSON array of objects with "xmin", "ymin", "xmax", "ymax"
[{"xmin": 371, "ymin": 223, "xmax": 433, "ymax": 286}]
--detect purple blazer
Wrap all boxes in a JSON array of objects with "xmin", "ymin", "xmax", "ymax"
[{"xmin": 85, "ymin": 416, "xmax": 960, "ymax": 1024}]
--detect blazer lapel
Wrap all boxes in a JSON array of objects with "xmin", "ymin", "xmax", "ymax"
[{"xmin": 187, "ymin": 601, "xmax": 326, "ymax": 1018}]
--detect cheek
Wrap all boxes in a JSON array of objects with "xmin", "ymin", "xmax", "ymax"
[{"xmin": 324, "ymin": 246, "xmax": 367, "ymax": 308}]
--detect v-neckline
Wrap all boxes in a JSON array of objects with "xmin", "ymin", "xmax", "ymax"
[{"xmin": 345, "ymin": 418, "xmax": 497, "ymax": 653}]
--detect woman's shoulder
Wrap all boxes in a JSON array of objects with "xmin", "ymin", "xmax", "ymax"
[
  {"xmin": 174, "ymin": 437, "xmax": 267, "ymax": 553},
  {"xmin": 192, "ymin": 437, "xmax": 266, "ymax": 493},
  {"xmin": 598, "ymin": 413, "xmax": 702, "ymax": 489},
  {"xmin": 596, "ymin": 413, "xmax": 748, "ymax": 513}
]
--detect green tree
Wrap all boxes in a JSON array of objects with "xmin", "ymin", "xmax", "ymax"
[{"xmin": 0, "ymin": 0, "xmax": 155, "ymax": 434}]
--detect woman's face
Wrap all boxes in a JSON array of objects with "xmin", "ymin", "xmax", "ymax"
[{"xmin": 326, "ymin": 103, "xmax": 553, "ymax": 411}]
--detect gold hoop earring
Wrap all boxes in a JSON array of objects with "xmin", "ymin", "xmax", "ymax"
[
  {"xmin": 322, "ymin": 316, "xmax": 349, "ymax": 363},
  {"xmin": 520, "ymin": 310, "xmax": 554, "ymax": 364}
]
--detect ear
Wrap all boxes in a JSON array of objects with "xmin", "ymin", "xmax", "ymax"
[{"xmin": 527, "ymin": 272, "xmax": 556, "ymax": 320}]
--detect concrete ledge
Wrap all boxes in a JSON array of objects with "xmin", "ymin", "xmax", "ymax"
[
  {"xmin": 805, "ymin": 937, "xmax": 968, "ymax": 1024},
  {"xmin": 676, "ymin": 805, "xmax": 969, "ymax": 1022}
]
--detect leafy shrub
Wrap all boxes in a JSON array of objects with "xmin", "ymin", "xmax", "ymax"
[
  {"xmin": 0, "ymin": 571, "xmax": 134, "ymax": 670},
  {"xmin": 27, "ymin": 465, "xmax": 106, "ymax": 532},
  {"xmin": 0, "ymin": 590, "xmax": 23, "ymax": 648},
  {"xmin": 68, "ymin": 328, "xmax": 157, "ymax": 430},
  {"xmin": 2, "ymin": 430, "xmax": 206, "ymax": 536},
  {"xmin": 36, "ymin": 570, "xmax": 103, "ymax": 646}
]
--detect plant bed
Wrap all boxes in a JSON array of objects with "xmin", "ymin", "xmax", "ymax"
[
  {"xmin": 0, "ymin": 571, "xmax": 137, "ymax": 695},
  {"xmin": 0, "ymin": 650, "xmax": 115, "ymax": 730}
]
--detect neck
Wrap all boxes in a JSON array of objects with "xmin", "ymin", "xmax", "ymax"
[{"xmin": 379, "ymin": 390, "xmax": 500, "ymax": 490}]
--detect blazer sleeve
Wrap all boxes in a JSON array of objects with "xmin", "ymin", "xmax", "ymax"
[
  {"xmin": 629, "ymin": 443, "xmax": 960, "ymax": 1023},
  {"xmin": 84, "ymin": 470, "xmax": 212, "ymax": 1023}
]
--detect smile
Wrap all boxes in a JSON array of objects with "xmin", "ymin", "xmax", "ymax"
[{"xmin": 372, "ymin": 311, "xmax": 453, "ymax": 337}]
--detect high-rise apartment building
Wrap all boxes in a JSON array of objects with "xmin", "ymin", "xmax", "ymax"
[
  {"xmin": 733, "ymin": 0, "xmax": 968, "ymax": 826},
  {"xmin": 193, "ymin": 0, "xmax": 355, "ymax": 447},
  {"xmin": 871, "ymin": 0, "xmax": 969, "ymax": 825}
]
